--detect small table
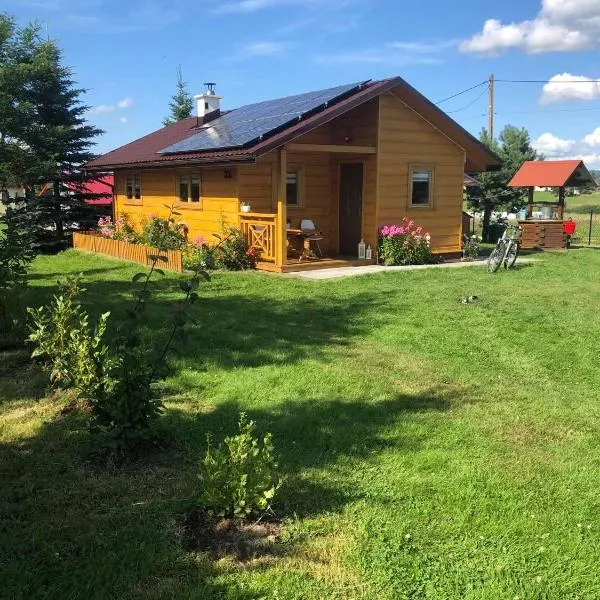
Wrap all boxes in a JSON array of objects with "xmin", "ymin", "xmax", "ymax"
[{"xmin": 287, "ymin": 228, "xmax": 318, "ymax": 261}]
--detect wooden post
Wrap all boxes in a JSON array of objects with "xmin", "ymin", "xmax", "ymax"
[
  {"xmin": 488, "ymin": 74, "xmax": 495, "ymax": 141},
  {"xmin": 275, "ymin": 147, "xmax": 287, "ymax": 267},
  {"xmin": 527, "ymin": 187, "xmax": 534, "ymax": 218},
  {"xmin": 558, "ymin": 186, "xmax": 565, "ymax": 220}
]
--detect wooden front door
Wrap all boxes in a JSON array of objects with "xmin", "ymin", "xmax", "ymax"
[{"xmin": 338, "ymin": 163, "xmax": 364, "ymax": 257}]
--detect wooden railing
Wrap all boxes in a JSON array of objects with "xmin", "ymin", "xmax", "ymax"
[
  {"xmin": 239, "ymin": 212, "xmax": 278, "ymax": 263},
  {"xmin": 73, "ymin": 232, "xmax": 183, "ymax": 272}
]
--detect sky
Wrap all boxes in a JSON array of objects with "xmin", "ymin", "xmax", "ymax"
[{"xmin": 7, "ymin": 0, "xmax": 600, "ymax": 167}]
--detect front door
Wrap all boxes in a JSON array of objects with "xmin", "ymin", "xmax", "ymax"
[{"xmin": 338, "ymin": 163, "xmax": 364, "ymax": 256}]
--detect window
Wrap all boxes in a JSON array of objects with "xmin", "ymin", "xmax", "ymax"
[
  {"xmin": 409, "ymin": 167, "xmax": 433, "ymax": 207},
  {"xmin": 286, "ymin": 171, "xmax": 300, "ymax": 207},
  {"xmin": 125, "ymin": 174, "xmax": 141, "ymax": 202},
  {"xmin": 178, "ymin": 174, "xmax": 201, "ymax": 205}
]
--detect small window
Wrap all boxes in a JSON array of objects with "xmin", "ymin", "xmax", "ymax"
[
  {"xmin": 286, "ymin": 171, "xmax": 300, "ymax": 207},
  {"xmin": 178, "ymin": 174, "xmax": 202, "ymax": 205},
  {"xmin": 126, "ymin": 174, "xmax": 141, "ymax": 201},
  {"xmin": 410, "ymin": 167, "xmax": 433, "ymax": 207}
]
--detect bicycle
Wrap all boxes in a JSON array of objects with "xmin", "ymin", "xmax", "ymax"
[{"xmin": 487, "ymin": 224, "xmax": 522, "ymax": 273}]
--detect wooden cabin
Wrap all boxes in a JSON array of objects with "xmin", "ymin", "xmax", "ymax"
[{"xmin": 85, "ymin": 78, "xmax": 500, "ymax": 272}]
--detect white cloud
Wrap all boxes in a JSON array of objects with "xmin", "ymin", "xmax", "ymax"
[
  {"xmin": 213, "ymin": 0, "xmax": 348, "ymax": 14},
  {"xmin": 88, "ymin": 104, "xmax": 115, "ymax": 115},
  {"xmin": 119, "ymin": 117, "xmax": 128, "ymax": 124},
  {"xmin": 316, "ymin": 39, "xmax": 452, "ymax": 66},
  {"xmin": 242, "ymin": 41, "xmax": 287, "ymax": 57},
  {"xmin": 583, "ymin": 127, "xmax": 600, "ymax": 147},
  {"xmin": 460, "ymin": 0, "xmax": 600, "ymax": 55},
  {"xmin": 117, "ymin": 97, "xmax": 134, "ymax": 109},
  {"xmin": 531, "ymin": 126, "xmax": 600, "ymax": 168},
  {"xmin": 533, "ymin": 132, "xmax": 576, "ymax": 156},
  {"xmin": 540, "ymin": 73, "xmax": 600, "ymax": 105}
]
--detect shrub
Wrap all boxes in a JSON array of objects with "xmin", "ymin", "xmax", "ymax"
[
  {"xmin": 27, "ymin": 276, "xmax": 112, "ymax": 398},
  {"xmin": 182, "ymin": 235, "xmax": 216, "ymax": 271},
  {"xmin": 462, "ymin": 234, "xmax": 481, "ymax": 260},
  {"xmin": 378, "ymin": 219, "xmax": 432, "ymax": 266},
  {"xmin": 199, "ymin": 413, "xmax": 281, "ymax": 518},
  {"xmin": 0, "ymin": 195, "xmax": 37, "ymax": 347},
  {"xmin": 140, "ymin": 214, "xmax": 187, "ymax": 250},
  {"xmin": 213, "ymin": 227, "xmax": 256, "ymax": 270},
  {"xmin": 113, "ymin": 213, "xmax": 138, "ymax": 243}
]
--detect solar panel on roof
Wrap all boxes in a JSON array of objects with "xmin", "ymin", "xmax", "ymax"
[{"xmin": 158, "ymin": 81, "xmax": 368, "ymax": 154}]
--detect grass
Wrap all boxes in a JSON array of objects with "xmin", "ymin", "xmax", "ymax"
[{"xmin": 2, "ymin": 248, "xmax": 600, "ymax": 599}]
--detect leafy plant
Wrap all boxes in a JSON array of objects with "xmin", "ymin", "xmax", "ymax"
[
  {"xmin": 213, "ymin": 226, "xmax": 255, "ymax": 270},
  {"xmin": 140, "ymin": 214, "xmax": 187, "ymax": 250},
  {"xmin": 462, "ymin": 234, "xmax": 481, "ymax": 260},
  {"xmin": 97, "ymin": 213, "xmax": 138, "ymax": 243},
  {"xmin": 91, "ymin": 204, "xmax": 209, "ymax": 451},
  {"xmin": 199, "ymin": 413, "xmax": 282, "ymax": 518},
  {"xmin": 0, "ymin": 195, "xmax": 37, "ymax": 347},
  {"xmin": 182, "ymin": 235, "xmax": 215, "ymax": 271},
  {"xmin": 27, "ymin": 276, "xmax": 112, "ymax": 398},
  {"xmin": 378, "ymin": 219, "xmax": 432, "ymax": 266}
]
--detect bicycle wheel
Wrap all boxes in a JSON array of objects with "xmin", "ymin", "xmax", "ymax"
[
  {"xmin": 504, "ymin": 242, "xmax": 519, "ymax": 269},
  {"xmin": 487, "ymin": 241, "xmax": 505, "ymax": 273}
]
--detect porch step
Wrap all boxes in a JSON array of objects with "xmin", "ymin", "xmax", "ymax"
[{"xmin": 256, "ymin": 258, "xmax": 376, "ymax": 273}]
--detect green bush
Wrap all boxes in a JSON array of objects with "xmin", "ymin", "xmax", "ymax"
[
  {"xmin": 140, "ymin": 214, "xmax": 187, "ymax": 250},
  {"xmin": 199, "ymin": 413, "xmax": 281, "ymax": 518},
  {"xmin": 462, "ymin": 234, "xmax": 481, "ymax": 260},
  {"xmin": 27, "ymin": 276, "xmax": 112, "ymax": 398},
  {"xmin": 213, "ymin": 227, "xmax": 256, "ymax": 270},
  {"xmin": 182, "ymin": 241, "xmax": 215, "ymax": 271}
]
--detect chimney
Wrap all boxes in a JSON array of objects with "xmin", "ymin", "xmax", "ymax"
[{"xmin": 194, "ymin": 82, "xmax": 222, "ymax": 119}]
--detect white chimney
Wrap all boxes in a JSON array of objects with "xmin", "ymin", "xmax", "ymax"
[{"xmin": 195, "ymin": 82, "xmax": 222, "ymax": 119}]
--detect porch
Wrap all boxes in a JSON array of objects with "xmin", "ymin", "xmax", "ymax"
[{"xmin": 237, "ymin": 142, "xmax": 378, "ymax": 273}]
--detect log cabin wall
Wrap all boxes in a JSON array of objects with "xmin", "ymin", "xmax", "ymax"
[{"xmin": 376, "ymin": 88, "xmax": 466, "ymax": 254}]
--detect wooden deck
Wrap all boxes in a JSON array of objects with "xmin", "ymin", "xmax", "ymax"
[{"xmin": 256, "ymin": 257, "xmax": 376, "ymax": 273}]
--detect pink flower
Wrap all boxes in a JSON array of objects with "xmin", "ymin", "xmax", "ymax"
[
  {"xmin": 149, "ymin": 213, "xmax": 158, "ymax": 220},
  {"xmin": 416, "ymin": 226, "xmax": 422, "ymax": 234},
  {"xmin": 380, "ymin": 225, "xmax": 390, "ymax": 237},
  {"xmin": 193, "ymin": 234, "xmax": 205, "ymax": 248}
]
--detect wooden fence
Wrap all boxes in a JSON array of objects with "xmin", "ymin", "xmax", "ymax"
[{"xmin": 73, "ymin": 232, "xmax": 183, "ymax": 272}]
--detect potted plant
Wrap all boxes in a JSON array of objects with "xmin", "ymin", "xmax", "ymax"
[{"xmin": 240, "ymin": 201, "xmax": 251, "ymax": 213}]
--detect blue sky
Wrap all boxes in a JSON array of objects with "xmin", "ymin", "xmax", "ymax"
[{"xmin": 8, "ymin": 0, "xmax": 600, "ymax": 166}]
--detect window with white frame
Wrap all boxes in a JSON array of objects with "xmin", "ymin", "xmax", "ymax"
[{"xmin": 178, "ymin": 174, "xmax": 201, "ymax": 205}]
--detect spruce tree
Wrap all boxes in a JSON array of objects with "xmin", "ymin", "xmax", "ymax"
[
  {"xmin": 163, "ymin": 66, "xmax": 194, "ymax": 126},
  {"xmin": 22, "ymin": 39, "xmax": 103, "ymax": 244}
]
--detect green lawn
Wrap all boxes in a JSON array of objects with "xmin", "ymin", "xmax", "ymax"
[{"xmin": 2, "ymin": 249, "xmax": 600, "ymax": 599}]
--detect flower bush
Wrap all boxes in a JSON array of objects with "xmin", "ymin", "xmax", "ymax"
[
  {"xmin": 97, "ymin": 213, "xmax": 138, "ymax": 243},
  {"xmin": 213, "ymin": 227, "xmax": 256, "ymax": 270},
  {"xmin": 182, "ymin": 235, "xmax": 216, "ymax": 271},
  {"xmin": 378, "ymin": 218, "xmax": 432, "ymax": 265},
  {"xmin": 462, "ymin": 234, "xmax": 481, "ymax": 260},
  {"xmin": 140, "ymin": 215, "xmax": 187, "ymax": 250}
]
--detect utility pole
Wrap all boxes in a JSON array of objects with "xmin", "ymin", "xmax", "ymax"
[{"xmin": 488, "ymin": 73, "xmax": 495, "ymax": 141}]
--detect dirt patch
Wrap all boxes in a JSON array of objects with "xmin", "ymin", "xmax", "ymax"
[{"xmin": 184, "ymin": 508, "xmax": 283, "ymax": 562}]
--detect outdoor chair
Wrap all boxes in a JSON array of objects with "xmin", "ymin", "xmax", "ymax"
[{"xmin": 300, "ymin": 219, "xmax": 324, "ymax": 258}]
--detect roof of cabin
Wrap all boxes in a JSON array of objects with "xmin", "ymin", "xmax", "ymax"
[
  {"xmin": 85, "ymin": 77, "xmax": 501, "ymax": 173},
  {"xmin": 508, "ymin": 160, "xmax": 596, "ymax": 188}
]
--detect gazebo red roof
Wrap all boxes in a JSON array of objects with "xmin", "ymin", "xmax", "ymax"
[{"xmin": 508, "ymin": 160, "xmax": 595, "ymax": 188}]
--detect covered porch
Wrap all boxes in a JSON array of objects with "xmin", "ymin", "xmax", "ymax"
[{"xmin": 238, "ymin": 142, "xmax": 378, "ymax": 273}]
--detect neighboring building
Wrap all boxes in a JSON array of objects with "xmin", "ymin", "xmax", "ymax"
[{"xmin": 85, "ymin": 78, "xmax": 500, "ymax": 271}]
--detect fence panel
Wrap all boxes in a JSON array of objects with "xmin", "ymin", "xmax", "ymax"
[
  {"xmin": 72, "ymin": 232, "xmax": 183, "ymax": 272},
  {"xmin": 571, "ymin": 209, "xmax": 600, "ymax": 247}
]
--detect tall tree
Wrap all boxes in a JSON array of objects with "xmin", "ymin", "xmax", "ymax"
[
  {"xmin": 163, "ymin": 66, "xmax": 193, "ymax": 126},
  {"xmin": 467, "ymin": 125, "xmax": 541, "ymax": 241},
  {"xmin": 0, "ymin": 15, "xmax": 103, "ymax": 245}
]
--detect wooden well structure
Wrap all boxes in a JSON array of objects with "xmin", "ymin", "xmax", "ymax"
[{"xmin": 508, "ymin": 160, "xmax": 596, "ymax": 249}]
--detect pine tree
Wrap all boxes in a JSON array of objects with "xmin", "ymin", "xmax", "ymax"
[
  {"xmin": 163, "ymin": 66, "xmax": 194, "ymax": 126},
  {"xmin": 467, "ymin": 125, "xmax": 541, "ymax": 241},
  {"xmin": 22, "ymin": 39, "xmax": 103, "ymax": 244}
]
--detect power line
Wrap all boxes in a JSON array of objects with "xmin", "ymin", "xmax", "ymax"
[
  {"xmin": 435, "ymin": 81, "xmax": 487, "ymax": 105},
  {"xmin": 496, "ymin": 106, "xmax": 600, "ymax": 116},
  {"xmin": 446, "ymin": 87, "xmax": 488, "ymax": 114},
  {"xmin": 496, "ymin": 79, "xmax": 600, "ymax": 84}
]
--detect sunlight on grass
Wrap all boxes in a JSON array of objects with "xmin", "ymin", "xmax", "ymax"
[{"xmin": 1, "ymin": 248, "xmax": 600, "ymax": 599}]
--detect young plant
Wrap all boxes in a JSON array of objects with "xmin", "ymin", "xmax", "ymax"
[
  {"xmin": 199, "ymin": 413, "xmax": 282, "ymax": 519},
  {"xmin": 462, "ymin": 234, "xmax": 481, "ymax": 260},
  {"xmin": 27, "ymin": 276, "xmax": 112, "ymax": 398},
  {"xmin": 378, "ymin": 218, "xmax": 432, "ymax": 266}
]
